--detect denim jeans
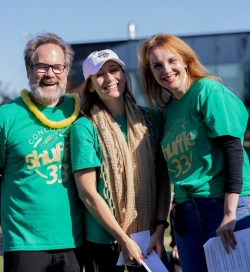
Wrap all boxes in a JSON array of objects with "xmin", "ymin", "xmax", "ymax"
[{"xmin": 172, "ymin": 196, "xmax": 250, "ymax": 272}]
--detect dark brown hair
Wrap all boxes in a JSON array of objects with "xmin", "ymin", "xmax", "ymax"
[{"xmin": 81, "ymin": 68, "xmax": 136, "ymax": 122}]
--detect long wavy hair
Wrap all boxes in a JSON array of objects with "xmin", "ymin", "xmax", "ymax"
[
  {"xmin": 137, "ymin": 33, "xmax": 221, "ymax": 108},
  {"xmin": 81, "ymin": 68, "xmax": 136, "ymax": 122}
]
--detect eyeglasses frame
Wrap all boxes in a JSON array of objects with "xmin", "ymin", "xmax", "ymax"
[{"xmin": 30, "ymin": 63, "xmax": 66, "ymax": 74}]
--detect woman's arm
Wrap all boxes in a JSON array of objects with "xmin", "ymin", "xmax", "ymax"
[
  {"xmin": 216, "ymin": 192, "xmax": 238, "ymax": 254},
  {"xmin": 146, "ymin": 157, "xmax": 171, "ymax": 257},
  {"xmin": 74, "ymin": 168, "xmax": 144, "ymax": 264},
  {"xmin": 215, "ymin": 136, "xmax": 243, "ymax": 253}
]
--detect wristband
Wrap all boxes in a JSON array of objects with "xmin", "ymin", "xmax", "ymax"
[{"xmin": 154, "ymin": 220, "xmax": 169, "ymax": 229}]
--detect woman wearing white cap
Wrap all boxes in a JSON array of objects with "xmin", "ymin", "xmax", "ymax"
[{"xmin": 70, "ymin": 49, "xmax": 171, "ymax": 272}]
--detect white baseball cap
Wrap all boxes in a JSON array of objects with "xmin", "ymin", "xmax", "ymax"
[{"xmin": 82, "ymin": 49, "xmax": 125, "ymax": 80}]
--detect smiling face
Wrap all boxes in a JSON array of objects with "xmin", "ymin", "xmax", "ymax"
[
  {"xmin": 89, "ymin": 60, "xmax": 125, "ymax": 104},
  {"xmin": 27, "ymin": 43, "xmax": 69, "ymax": 106},
  {"xmin": 149, "ymin": 46, "xmax": 190, "ymax": 100}
]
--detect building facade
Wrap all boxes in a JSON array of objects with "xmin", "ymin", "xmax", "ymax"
[
  {"xmin": 69, "ymin": 32, "xmax": 250, "ymax": 150},
  {"xmin": 69, "ymin": 31, "xmax": 250, "ymax": 109}
]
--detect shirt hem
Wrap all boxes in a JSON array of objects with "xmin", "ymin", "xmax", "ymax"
[{"xmin": 3, "ymin": 242, "xmax": 84, "ymax": 252}]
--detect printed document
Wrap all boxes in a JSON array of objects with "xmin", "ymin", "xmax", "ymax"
[{"xmin": 204, "ymin": 228, "xmax": 250, "ymax": 272}]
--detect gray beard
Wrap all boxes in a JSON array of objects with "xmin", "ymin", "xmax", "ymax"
[{"xmin": 29, "ymin": 81, "xmax": 66, "ymax": 104}]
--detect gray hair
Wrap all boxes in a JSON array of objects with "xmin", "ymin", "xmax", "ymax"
[{"xmin": 24, "ymin": 33, "xmax": 74, "ymax": 68}]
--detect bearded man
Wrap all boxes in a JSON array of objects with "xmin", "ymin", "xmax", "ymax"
[{"xmin": 0, "ymin": 33, "xmax": 84, "ymax": 272}]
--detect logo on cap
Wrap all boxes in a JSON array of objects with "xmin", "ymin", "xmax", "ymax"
[{"xmin": 98, "ymin": 51, "xmax": 109, "ymax": 58}]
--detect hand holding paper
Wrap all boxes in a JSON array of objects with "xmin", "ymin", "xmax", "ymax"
[
  {"xmin": 117, "ymin": 230, "xmax": 169, "ymax": 272},
  {"xmin": 119, "ymin": 236, "xmax": 143, "ymax": 266},
  {"xmin": 204, "ymin": 227, "xmax": 250, "ymax": 272},
  {"xmin": 146, "ymin": 227, "xmax": 165, "ymax": 257}
]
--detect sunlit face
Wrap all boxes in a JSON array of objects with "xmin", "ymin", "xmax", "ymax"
[
  {"xmin": 27, "ymin": 43, "xmax": 69, "ymax": 105},
  {"xmin": 89, "ymin": 60, "xmax": 125, "ymax": 103},
  {"xmin": 149, "ymin": 46, "xmax": 190, "ymax": 99}
]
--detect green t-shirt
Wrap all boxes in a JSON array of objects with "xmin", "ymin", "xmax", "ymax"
[
  {"xmin": 70, "ymin": 107, "xmax": 164, "ymax": 244},
  {"xmin": 161, "ymin": 78, "xmax": 250, "ymax": 203},
  {"xmin": 0, "ymin": 95, "xmax": 84, "ymax": 251}
]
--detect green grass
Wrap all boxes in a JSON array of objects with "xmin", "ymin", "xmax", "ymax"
[
  {"xmin": 164, "ymin": 182, "xmax": 174, "ymax": 252},
  {"xmin": 164, "ymin": 205, "xmax": 172, "ymax": 252}
]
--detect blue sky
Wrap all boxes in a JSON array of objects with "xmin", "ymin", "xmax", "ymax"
[{"xmin": 1, "ymin": 0, "xmax": 250, "ymax": 98}]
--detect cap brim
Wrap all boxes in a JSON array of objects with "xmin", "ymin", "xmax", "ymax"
[{"xmin": 89, "ymin": 58, "xmax": 125, "ymax": 77}]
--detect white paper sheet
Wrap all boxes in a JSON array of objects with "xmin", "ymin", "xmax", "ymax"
[
  {"xmin": 204, "ymin": 228, "xmax": 250, "ymax": 272},
  {"xmin": 117, "ymin": 230, "xmax": 169, "ymax": 272}
]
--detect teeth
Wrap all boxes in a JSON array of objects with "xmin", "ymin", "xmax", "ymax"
[
  {"xmin": 163, "ymin": 75, "xmax": 175, "ymax": 81},
  {"xmin": 43, "ymin": 83, "xmax": 56, "ymax": 86},
  {"xmin": 105, "ymin": 84, "xmax": 117, "ymax": 90}
]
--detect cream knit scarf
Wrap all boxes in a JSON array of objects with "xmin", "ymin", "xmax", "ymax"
[{"xmin": 90, "ymin": 95, "xmax": 156, "ymax": 235}]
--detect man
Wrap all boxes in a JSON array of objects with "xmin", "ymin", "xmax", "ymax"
[{"xmin": 0, "ymin": 33, "xmax": 84, "ymax": 272}]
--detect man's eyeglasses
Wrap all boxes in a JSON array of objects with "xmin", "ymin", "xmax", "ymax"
[{"xmin": 30, "ymin": 63, "xmax": 66, "ymax": 74}]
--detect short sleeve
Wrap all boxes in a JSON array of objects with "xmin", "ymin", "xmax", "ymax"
[
  {"xmin": 198, "ymin": 88, "xmax": 249, "ymax": 139},
  {"xmin": 70, "ymin": 117, "xmax": 101, "ymax": 173}
]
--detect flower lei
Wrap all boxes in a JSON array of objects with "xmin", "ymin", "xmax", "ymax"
[{"xmin": 20, "ymin": 89, "xmax": 80, "ymax": 128}]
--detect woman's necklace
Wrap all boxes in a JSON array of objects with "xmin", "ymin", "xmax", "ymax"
[{"xmin": 21, "ymin": 89, "xmax": 80, "ymax": 128}]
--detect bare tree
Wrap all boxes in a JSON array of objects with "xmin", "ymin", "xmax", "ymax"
[{"xmin": 0, "ymin": 81, "xmax": 17, "ymax": 105}]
